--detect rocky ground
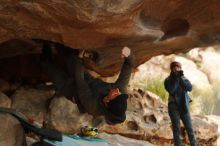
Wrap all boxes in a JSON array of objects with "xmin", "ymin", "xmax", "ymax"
[
  {"xmin": 206, "ymin": 115, "xmax": 220, "ymax": 146},
  {"xmin": 0, "ymin": 85, "xmax": 219, "ymax": 146}
]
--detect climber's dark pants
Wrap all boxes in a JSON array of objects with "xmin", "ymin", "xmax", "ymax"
[
  {"xmin": 168, "ymin": 102, "xmax": 196, "ymax": 146},
  {"xmin": 42, "ymin": 54, "xmax": 92, "ymax": 113}
]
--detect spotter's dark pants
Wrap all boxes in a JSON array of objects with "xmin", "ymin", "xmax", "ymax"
[{"xmin": 168, "ymin": 102, "xmax": 196, "ymax": 146}]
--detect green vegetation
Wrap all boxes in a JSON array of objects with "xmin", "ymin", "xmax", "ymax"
[
  {"xmin": 189, "ymin": 83, "xmax": 219, "ymax": 115},
  {"xmin": 135, "ymin": 77, "xmax": 169, "ymax": 103},
  {"xmin": 194, "ymin": 61, "xmax": 202, "ymax": 69}
]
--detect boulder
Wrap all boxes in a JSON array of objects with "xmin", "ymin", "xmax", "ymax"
[
  {"xmin": 11, "ymin": 88, "xmax": 53, "ymax": 124},
  {"xmin": 99, "ymin": 89, "xmax": 218, "ymax": 146},
  {"xmin": 186, "ymin": 47, "xmax": 220, "ymax": 86},
  {"xmin": 0, "ymin": 91, "xmax": 11, "ymax": 108},
  {"xmin": 1, "ymin": 87, "xmax": 217, "ymax": 145},
  {"xmin": 206, "ymin": 115, "xmax": 220, "ymax": 146},
  {"xmin": 199, "ymin": 47, "xmax": 220, "ymax": 84},
  {"xmin": 191, "ymin": 115, "xmax": 218, "ymax": 145},
  {"xmin": 0, "ymin": 113, "xmax": 26, "ymax": 146},
  {"xmin": 9, "ymin": 87, "xmax": 94, "ymax": 133},
  {"xmin": 45, "ymin": 96, "xmax": 93, "ymax": 134}
]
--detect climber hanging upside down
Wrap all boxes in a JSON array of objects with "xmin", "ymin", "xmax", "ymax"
[{"xmin": 41, "ymin": 44, "xmax": 134, "ymax": 125}]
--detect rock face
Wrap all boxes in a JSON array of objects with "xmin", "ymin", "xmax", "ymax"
[
  {"xmin": 11, "ymin": 88, "xmax": 53, "ymax": 123},
  {"xmin": 0, "ymin": 91, "xmax": 11, "ymax": 108},
  {"xmin": 7, "ymin": 87, "xmax": 219, "ymax": 145},
  {"xmin": 1, "ymin": 1, "xmax": 220, "ymax": 76},
  {"xmin": 46, "ymin": 96, "xmax": 93, "ymax": 133},
  {"xmin": 206, "ymin": 115, "xmax": 220, "ymax": 146},
  {"xmin": 199, "ymin": 47, "xmax": 220, "ymax": 84},
  {"xmin": 101, "ymin": 89, "xmax": 218, "ymax": 145},
  {"xmin": 0, "ymin": 113, "xmax": 26, "ymax": 146}
]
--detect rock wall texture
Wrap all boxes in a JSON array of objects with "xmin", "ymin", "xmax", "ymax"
[
  {"xmin": 0, "ymin": 113, "xmax": 26, "ymax": 146},
  {"xmin": 0, "ymin": 1, "xmax": 220, "ymax": 75},
  {"xmin": 0, "ymin": 88, "xmax": 218, "ymax": 146}
]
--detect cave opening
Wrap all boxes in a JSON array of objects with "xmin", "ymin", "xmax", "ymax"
[
  {"xmin": 160, "ymin": 18, "xmax": 190, "ymax": 40},
  {"xmin": 0, "ymin": 38, "xmax": 103, "ymax": 96},
  {"xmin": 0, "ymin": 39, "xmax": 67, "ymax": 96}
]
